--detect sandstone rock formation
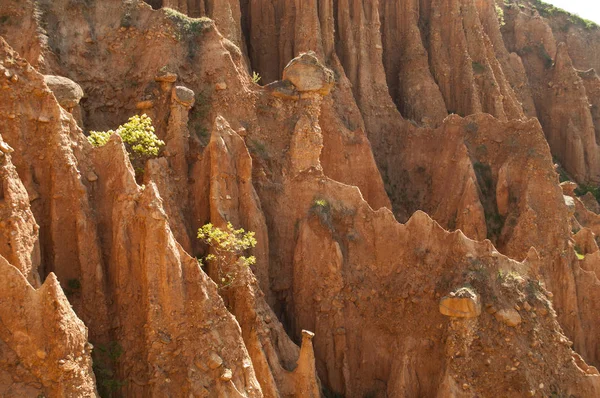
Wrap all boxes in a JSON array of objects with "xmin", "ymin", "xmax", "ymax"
[
  {"xmin": 0, "ymin": 258, "xmax": 98, "ymax": 397},
  {"xmin": 1, "ymin": 0, "xmax": 600, "ymax": 396}
]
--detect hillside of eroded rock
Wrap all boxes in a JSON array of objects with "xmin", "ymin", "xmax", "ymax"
[{"xmin": 1, "ymin": 0, "xmax": 600, "ymax": 397}]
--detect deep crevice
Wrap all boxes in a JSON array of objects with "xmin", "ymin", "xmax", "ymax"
[{"xmin": 144, "ymin": 0, "xmax": 162, "ymax": 10}]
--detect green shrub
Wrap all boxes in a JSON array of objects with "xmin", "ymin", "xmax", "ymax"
[
  {"xmin": 64, "ymin": 278, "xmax": 81, "ymax": 296},
  {"xmin": 88, "ymin": 114, "xmax": 164, "ymax": 176},
  {"xmin": 575, "ymin": 184, "xmax": 600, "ymax": 203},
  {"xmin": 574, "ymin": 245, "xmax": 585, "ymax": 260},
  {"xmin": 532, "ymin": 0, "xmax": 599, "ymax": 30},
  {"xmin": 495, "ymin": 3, "xmax": 505, "ymax": 26},
  {"xmin": 197, "ymin": 223, "xmax": 257, "ymax": 288},
  {"xmin": 88, "ymin": 114, "xmax": 163, "ymax": 156}
]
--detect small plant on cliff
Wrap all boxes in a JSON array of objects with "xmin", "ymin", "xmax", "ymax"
[
  {"xmin": 88, "ymin": 114, "xmax": 164, "ymax": 177},
  {"xmin": 472, "ymin": 61, "xmax": 486, "ymax": 75},
  {"xmin": 64, "ymin": 278, "xmax": 81, "ymax": 297},
  {"xmin": 310, "ymin": 198, "xmax": 334, "ymax": 231},
  {"xmin": 495, "ymin": 3, "xmax": 505, "ymax": 26},
  {"xmin": 575, "ymin": 184, "xmax": 600, "ymax": 203},
  {"xmin": 537, "ymin": 44, "xmax": 554, "ymax": 69},
  {"xmin": 197, "ymin": 223, "xmax": 257, "ymax": 288},
  {"xmin": 164, "ymin": 8, "xmax": 211, "ymax": 38},
  {"xmin": 251, "ymin": 71, "xmax": 261, "ymax": 84},
  {"xmin": 574, "ymin": 245, "xmax": 585, "ymax": 260},
  {"xmin": 532, "ymin": 0, "xmax": 598, "ymax": 31}
]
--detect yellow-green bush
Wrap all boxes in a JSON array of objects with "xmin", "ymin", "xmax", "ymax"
[
  {"xmin": 197, "ymin": 222, "xmax": 257, "ymax": 288},
  {"xmin": 88, "ymin": 114, "xmax": 164, "ymax": 157}
]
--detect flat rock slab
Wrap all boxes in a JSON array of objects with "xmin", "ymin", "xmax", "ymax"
[{"xmin": 439, "ymin": 287, "xmax": 482, "ymax": 318}]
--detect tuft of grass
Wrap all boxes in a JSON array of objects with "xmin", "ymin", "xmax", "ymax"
[
  {"xmin": 472, "ymin": 61, "xmax": 486, "ymax": 75},
  {"xmin": 497, "ymin": 269, "xmax": 521, "ymax": 283},
  {"xmin": 537, "ymin": 44, "xmax": 553, "ymax": 69},
  {"xmin": 574, "ymin": 245, "xmax": 585, "ymax": 260},
  {"xmin": 251, "ymin": 71, "xmax": 261, "ymax": 84},
  {"xmin": 526, "ymin": 279, "xmax": 544, "ymax": 299},
  {"xmin": 310, "ymin": 198, "xmax": 334, "ymax": 231},
  {"xmin": 164, "ymin": 8, "xmax": 212, "ymax": 38}
]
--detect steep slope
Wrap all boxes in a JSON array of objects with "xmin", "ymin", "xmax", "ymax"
[
  {"xmin": 1, "ymin": 0, "xmax": 600, "ymax": 396},
  {"xmin": 0, "ymin": 125, "xmax": 96, "ymax": 396}
]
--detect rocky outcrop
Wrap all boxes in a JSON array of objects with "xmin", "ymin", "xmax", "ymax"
[
  {"xmin": 193, "ymin": 115, "xmax": 271, "ymax": 301},
  {"xmin": 502, "ymin": 2, "xmax": 600, "ymax": 184},
  {"xmin": 192, "ymin": 115, "xmax": 322, "ymax": 397},
  {"xmin": 282, "ymin": 52, "xmax": 334, "ymax": 95},
  {"xmin": 0, "ymin": 37, "xmax": 110, "ymax": 342},
  {"xmin": 0, "ymin": 257, "xmax": 97, "ymax": 397},
  {"xmin": 0, "ymin": 134, "xmax": 40, "ymax": 286},
  {"xmin": 89, "ymin": 134, "xmax": 267, "ymax": 396},
  {"xmin": 2, "ymin": 0, "xmax": 600, "ymax": 396},
  {"xmin": 44, "ymin": 75, "xmax": 85, "ymax": 126},
  {"xmin": 0, "ymin": 128, "xmax": 93, "ymax": 396},
  {"xmin": 546, "ymin": 44, "xmax": 600, "ymax": 182}
]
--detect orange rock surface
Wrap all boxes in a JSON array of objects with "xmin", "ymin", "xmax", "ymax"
[{"xmin": 1, "ymin": 0, "xmax": 600, "ymax": 396}]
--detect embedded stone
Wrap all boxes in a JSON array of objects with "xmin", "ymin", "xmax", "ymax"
[
  {"xmin": 439, "ymin": 287, "xmax": 481, "ymax": 318},
  {"xmin": 155, "ymin": 72, "xmax": 178, "ymax": 83},
  {"xmin": 207, "ymin": 352, "xmax": 223, "ymax": 369},
  {"xmin": 494, "ymin": 308, "xmax": 522, "ymax": 327},
  {"xmin": 220, "ymin": 368, "xmax": 232, "ymax": 381},
  {"xmin": 43, "ymin": 75, "xmax": 84, "ymax": 109},
  {"xmin": 265, "ymin": 79, "xmax": 300, "ymax": 100},
  {"xmin": 282, "ymin": 51, "xmax": 335, "ymax": 95},
  {"xmin": 173, "ymin": 86, "xmax": 195, "ymax": 107}
]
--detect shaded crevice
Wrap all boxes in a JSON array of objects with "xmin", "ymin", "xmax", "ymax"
[
  {"xmin": 239, "ymin": 0, "xmax": 253, "ymax": 73},
  {"xmin": 144, "ymin": 0, "xmax": 162, "ymax": 10}
]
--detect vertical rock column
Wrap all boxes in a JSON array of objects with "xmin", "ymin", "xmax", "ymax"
[
  {"xmin": 0, "ymin": 38, "xmax": 109, "ymax": 342},
  {"xmin": 548, "ymin": 43, "xmax": 600, "ymax": 183},
  {"xmin": 379, "ymin": 0, "xmax": 447, "ymax": 126},
  {"xmin": 0, "ymin": 258, "xmax": 97, "ymax": 397},
  {"xmin": 283, "ymin": 52, "xmax": 334, "ymax": 176},
  {"xmin": 196, "ymin": 115, "xmax": 323, "ymax": 397},
  {"xmin": 166, "ymin": 85, "xmax": 194, "ymax": 178},
  {"xmin": 0, "ymin": 135, "xmax": 40, "ymax": 286}
]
